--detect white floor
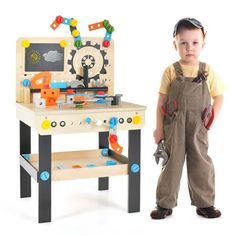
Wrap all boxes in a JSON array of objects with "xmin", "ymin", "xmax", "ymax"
[{"xmin": 1, "ymin": 177, "xmax": 233, "ymax": 236}]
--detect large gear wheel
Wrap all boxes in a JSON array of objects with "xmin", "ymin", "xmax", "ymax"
[{"xmin": 67, "ymin": 41, "xmax": 109, "ymax": 83}]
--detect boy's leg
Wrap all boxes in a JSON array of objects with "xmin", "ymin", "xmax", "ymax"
[
  {"xmin": 186, "ymin": 114, "xmax": 215, "ymax": 208},
  {"xmin": 156, "ymin": 112, "xmax": 186, "ymax": 209}
]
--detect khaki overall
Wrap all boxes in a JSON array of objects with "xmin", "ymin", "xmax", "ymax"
[{"xmin": 156, "ymin": 62, "xmax": 215, "ymax": 209}]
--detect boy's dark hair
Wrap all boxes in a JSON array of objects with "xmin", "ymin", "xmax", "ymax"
[{"xmin": 173, "ymin": 18, "xmax": 205, "ymax": 37}]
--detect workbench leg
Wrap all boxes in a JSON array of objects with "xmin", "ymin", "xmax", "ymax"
[
  {"xmin": 128, "ymin": 129, "xmax": 141, "ymax": 213},
  {"xmin": 20, "ymin": 121, "xmax": 31, "ymax": 198},
  {"xmin": 38, "ymin": 135, "xmax": 51, "ymax": 223},
  {"xmin": 98, "ymin": 132, "xmax": 109, "ymax": 190}
]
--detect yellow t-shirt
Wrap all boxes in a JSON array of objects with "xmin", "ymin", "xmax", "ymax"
[{"xmin": 159, "ymin": 62, "xmax": 224, "ymax": 98}]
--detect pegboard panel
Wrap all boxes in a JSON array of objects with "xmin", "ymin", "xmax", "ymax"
[{"xmin": 16, "ymin": 37, "xmax": 114, "ymax": 103}]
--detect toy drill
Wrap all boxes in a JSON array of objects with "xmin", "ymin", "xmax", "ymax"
[{"xmin": 153, "ymin": 139, "xmax": 168, "ymax": 166}]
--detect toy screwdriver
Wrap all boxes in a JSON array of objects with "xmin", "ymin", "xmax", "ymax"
[{"xmin": 153, "ymin": 139, "xmax": 169, "ymax": 165}]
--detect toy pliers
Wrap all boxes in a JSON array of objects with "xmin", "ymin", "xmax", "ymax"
[
  {"xmin": 161, "ymin": 99, "xmax": 177, "ymax": 121},
  {"xmin": 201, "ymin": 105, "xmax": 214, "ymax": 130},
  {"xmin": 153, "ymin": 139, "xmax": 169, "ymax": 165}
]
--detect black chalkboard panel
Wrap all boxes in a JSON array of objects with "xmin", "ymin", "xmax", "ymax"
[{"xmin": 25, "ymin": 43, "xmax": 64, "ymax": 72}]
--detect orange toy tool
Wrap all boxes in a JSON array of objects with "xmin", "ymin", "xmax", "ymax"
[
  {"xmin": 31, "ymin": 71, "xmax": 51, "ymax": 89},
  {"xmin": 109, "ymin": 134, "xmax": 123, "ymax": 154}
]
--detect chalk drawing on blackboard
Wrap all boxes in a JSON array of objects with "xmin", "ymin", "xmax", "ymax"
[
  {"xmin": 30, "ymin": 50, "xmax": 41, "ymax": 64},
  {"xmin": 43, "ymin": 51, "xmax": 63, "ymax": 63},
  {"xmin": 25, "ymin": 43, "xmax": 64, "ymax": 72}
]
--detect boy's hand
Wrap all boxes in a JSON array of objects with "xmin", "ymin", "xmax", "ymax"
[{"xmin": 153, "ymin": 129, "xmax": 164, "ymax": 144}]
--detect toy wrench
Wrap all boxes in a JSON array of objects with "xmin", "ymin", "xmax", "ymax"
[{"xmin": 153, "ymin": 139, "xmax": 169, "ymax": 166}]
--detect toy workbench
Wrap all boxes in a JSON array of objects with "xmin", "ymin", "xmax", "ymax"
[{"xmin": 16, "ymin": 19, "xmax": 146, "ymax": 223}]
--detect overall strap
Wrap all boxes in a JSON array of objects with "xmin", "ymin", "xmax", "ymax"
[
  {"xmin": 198, "ymin": 62, "xmax": 207, "ymax": 78},
  {"xmin": 173, "ymin": 62, "xmax": 183, "ymax": 79}
]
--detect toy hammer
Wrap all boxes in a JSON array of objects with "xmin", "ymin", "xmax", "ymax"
[{"xmin": 153, "ymin": 139, "xmax": 169, "ymax": 165}]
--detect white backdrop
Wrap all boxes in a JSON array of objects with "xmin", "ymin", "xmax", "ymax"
[{"xmin": 0, "ymin": 0, "xmax": 235, "ymax": 235}]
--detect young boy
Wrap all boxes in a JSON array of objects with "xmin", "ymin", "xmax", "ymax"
[{"xmin": 151, "ymin": 18, "xmax": 223, "ymax": 219}]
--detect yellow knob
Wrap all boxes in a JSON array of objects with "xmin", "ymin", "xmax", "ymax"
[
  {"xmin": 41, "ymin": 120, "xmax": 51, "ymax": 129},
  {"xmin": 133, "ymin": 115, "xmax": 141, "ymax": 125},
  {"xmin": 70, "ymin": 19, "xmax": 78, "ymax": 27},
  {"xmin": 59, "ymin": 40, "xmax": 68, "ymax": 48},
  {"xmin": 71, "ymin": 29, "xmax": 80, "ymax": 37},
  {"xmin": 21, "ymin": 39, "xmax": 30, "ymax": 48}
]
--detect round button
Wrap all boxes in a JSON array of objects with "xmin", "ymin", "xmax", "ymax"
[
  {"xmin": 133, "ymin": 115, "xmax": 142, "ymax": 125},
  {"xmin": 60, "ymin": 121, "xmax": 66, "ymax": 127},
  {"xmin": 127, "ymin": 117, "xmax": 132, "ymax": 123},
  {"xmin": 109, "ymin": 117, "xmax": 118, "ymax": 128},
  {"xmin": 22, "ymin": 79, "xmax": 31, "ymax": 87},
  {"xmin": 101, "ymin": 148, "xmax": 109, "ymax": 156},
  {"xmin": 51, "ymin": 121, "xmax": 57, "ymax": 127},
  {"xmin": 85, "ymin": 117, "xmax": 92, "ymax": 124},
  {"xmin": 59, "ymin": 40, "xmax": 68, "ymax": 48},
  {"xmin": 96, "ymin": 120, "xmax": 103, "ymax": 126},
  {"xmin": 41, "ymin": 120, "xmax": 51, "ymax": 129},
  {"xmin": 131, "ymin": 163, "xmax": 140, "ymax": 173},
  {"xmin": 119, "ymin": 118, "xmax": 124, "ymax": 124},
  {"xmin": 40, "ymin": 171, "xmax": 50, "ymax": 181},
  {"xmin": 21, "ymin": 39, "xmax": 30, "ymax": 48}
]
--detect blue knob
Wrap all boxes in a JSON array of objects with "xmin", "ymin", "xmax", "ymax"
[
  {"xmin": 109, "ymin": 117, "xmax": 118, "ymax": 129},
  {"xmin": 85, "ymin": 117, "xmax": 92, "ymax": 124},
  {"xmin": 101, "ymin": 148, "xmax": 109, "ymax": 156},
  {"xmin": 22, "ymin": 79, "xmax": 31, "ymax": 87},
  {"xmin": 40, "ymin": 171, "xmax": 50, "ymax": 181},
  {"xmin": 131, "ymin": 163, "xmax": 140, "ymax": 173}
]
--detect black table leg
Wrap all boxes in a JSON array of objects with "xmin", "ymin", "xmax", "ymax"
[
  {"xmin": 98, "ymin": 132, "xmax": 109, "ymax": 190},
  {"xmin": 38, "ymin": 134, "xmax": 51, "ymax": 223},
  {"xmin": 20, "ymin": 121, "xmax": 31, "ymax": 198},
  {"xmin": 128, "ymin": 129, "xmax": 141, "ymax": 213}
]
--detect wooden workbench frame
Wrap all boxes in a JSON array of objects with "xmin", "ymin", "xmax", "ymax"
[{"xmin": 19, "ymin": 121, "xmax": 141, "ymax": 223}]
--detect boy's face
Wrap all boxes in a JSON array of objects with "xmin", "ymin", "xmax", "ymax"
[{"xmin": 173, "ymin": 28, "xmax": 205, "ymax": 66}]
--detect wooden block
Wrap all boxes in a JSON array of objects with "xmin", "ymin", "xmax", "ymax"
[
  {"xmin": 41, "ymin": 88, "xmax": 60, "ymax": 99},
  {"xmin": 88, "ymin": 21, "xmax": 104, "ymax": 31},
  {"xmin": 23, "ymin": 88, "xmax": 31, "ymax": 104},
  {"xmin": 50, "ymin": 20, "xmax": 60, "ymax": 30}
]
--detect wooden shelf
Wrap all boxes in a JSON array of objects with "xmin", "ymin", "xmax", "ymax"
[{"xmin": 21, "ymin": 149, "xmax": 128, "ymax": 181}]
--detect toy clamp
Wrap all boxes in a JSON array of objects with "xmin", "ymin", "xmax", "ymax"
[{"xmin": 153, "ymin": 139, "xmax": 169, "ymax": 165}]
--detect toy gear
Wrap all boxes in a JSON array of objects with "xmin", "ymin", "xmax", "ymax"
[{"xmin": 68, "ymin": 41, "xmax": 109, "ymax": 84}]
